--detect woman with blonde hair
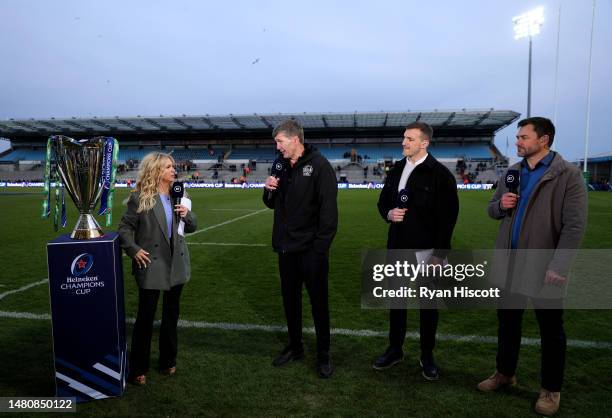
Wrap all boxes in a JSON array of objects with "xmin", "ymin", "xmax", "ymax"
[{"xmin": 118, "ymin": 152, "xmax": 197, "ymax": 385}]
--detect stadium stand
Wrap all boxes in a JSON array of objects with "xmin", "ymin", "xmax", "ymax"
[
  {"xmin": 312, "ymin": 143, "xmax": 495, "ymax": 161},
  {"xmin": 0, "ymin": 148, "xmax": 46, "ymax": 162},
  {"xmin": 0, "ymin": 110, "xmax": 519, "ymax": 184},
  {"xmin": 576, "ymin": 151, "xmax": 612, "ymax": 190},
  {"xmin": 115, "ymin": 147, "xmax": 227, "ymax": 162},
  {"xmin": 228, "ymin": 147, "xmax": 276, "ymax": 161}
]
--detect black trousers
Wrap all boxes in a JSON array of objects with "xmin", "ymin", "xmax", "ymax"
[
  {"xmin": 496, "ymin": 295, "xmax": 566, "ymax": 392},
  {"xmin": 278, "ymin": 250, "xmax": 330, "ymax": 357},
  {"xmin": 129, "ymin": 284, "xmax": 184, "ymax": 377},
  {"xmin": 385, "ymin": 250, "xmax": 439, "ymax": 360},
  {"xmin": 388, "ymin": 308, "xmax": 439, "ymax": 361}
]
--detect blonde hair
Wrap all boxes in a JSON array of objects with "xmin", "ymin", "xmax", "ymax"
[{"xmin": 134, "ymin": 152, "xmax": 175, "ymax": 213}]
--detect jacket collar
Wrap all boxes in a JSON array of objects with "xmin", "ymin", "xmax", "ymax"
[
  {"xmin": 509, "ymin": 151, "xmax": 569, "ymax": 181},
  {"xmin": 520, "ymin": 151, "xmax": 555, "ymax": 171},
  {"xmin": 400, "ymin": 152, "xmax": 436, "ymax": 169},
  {"xmin": 291, "ymin": 143, "xmax": 319, "ymax": 169},
  {"xmin": 422, "ymin": 153, "xmax": 436, "ymax": 168}
]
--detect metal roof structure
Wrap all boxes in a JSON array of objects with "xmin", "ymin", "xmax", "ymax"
[
  {"xmin": 576, "ymin": 151, "xmax": 612, "ymax": 164},
  {"xmin": 0, "ymin": 110, "xmax": 519, "ymax": 143}
]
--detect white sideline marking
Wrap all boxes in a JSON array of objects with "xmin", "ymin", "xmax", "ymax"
[
  {"xmin": 188, "ymin": 209, "xmax": 267, "ymax": 237},
  {"xmin": 209, "ymin": 208, "xmax": 262, "ymax": 211},
  {"xmin": 1, "ymin": 310, "xmax": 611, "ymax": 349},
  {"xmin": 188, "ymin": 242, "xmax": 266, "ymax": 247},
  {"xmin": 0, "ymin": 279, "xmax": 48, "ymax": 301},
  {"xmin": 0, "ymin": 311, "xmax": 51, "ymax": 320}
]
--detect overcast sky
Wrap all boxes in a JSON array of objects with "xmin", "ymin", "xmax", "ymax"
[{"xmin": 1, "ymin": 0, "xmax": 610, "ymax": 160}]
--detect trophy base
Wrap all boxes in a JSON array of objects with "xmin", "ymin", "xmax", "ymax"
[{"xmin": 71, "ymin": 214, "xmax": 104, "ymax": 239}]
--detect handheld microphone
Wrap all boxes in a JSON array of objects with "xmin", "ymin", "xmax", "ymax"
[
  {"xmin": 505, "ymin": 170, "xmax": 520, "ymax": 194},
  {"xmin": 171, "ymin": 181, "xmax": 184, "ymax": 223},
  {"xmin": 397, "ymin": 188, "xmax": 410, "ymax": 209},
  {"xmin": 267, "ymin": 157, "xmax": 286, "ymax": 200},
  {"xmin": 270, "ymin": 157, "xmax": 286, "ymax": 178},
  {"xmin": 504, "ymin": 169, "xmax": 520, "ymax": 215}
]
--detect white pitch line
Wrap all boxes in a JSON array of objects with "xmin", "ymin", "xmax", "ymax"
[
  {"xmin": 1, "ymin": 310, "xmax": 611, "ymax": 349},
  {"xmin": 0, "ymin": 279, "xmax": 48, "ymax": 301},
  {"xmin": 0, "ymin": 311, "xmax": 51, "ymax": 320},
  {"xmin": 188, "ymin": 242, "xmax": 267, "ymax": 247},
  {"xmin": 188, "ymin": 208, "xmax": 268, "ymax": 237},
  {"xmin": 208, "ymin": 208, "xmax": 262, "ymax": 211}
]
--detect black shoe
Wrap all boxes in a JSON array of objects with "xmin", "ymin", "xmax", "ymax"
[
  {"xmin": 316, "ymin": 355, "xmax": 333, "ymax": 379},
  {"xmin": 419, "ymin": 358, "xmax": 440, "ymax": 381},
  {"xmin": 272, "ymin": 345, "xmax": 304, "ymax": 367},
  {"xmin": 372, "ymin": 347, "xmax": 404, "ymax": 370}
]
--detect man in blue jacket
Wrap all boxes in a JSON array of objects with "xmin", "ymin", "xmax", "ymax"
[{"xmin": 263, "ymin": 119, "xmax": 338, "ymax": 378}]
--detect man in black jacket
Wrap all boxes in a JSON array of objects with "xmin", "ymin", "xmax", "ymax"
[
  {"xmin": 263, "ymin": 119, "xmax": 338, "ymax": 378},
  {"xmin": 373, "ymin": 122, "xmax": 459, "ymax": 380}
]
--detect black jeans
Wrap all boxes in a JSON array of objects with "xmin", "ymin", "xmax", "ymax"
[
  {"xmin": 278, "ymin": 250, "xmax": 330, "ymax": 357},
  {"xmin": 129, "ymin": 284, "xmax": 184, "ymax": 377},
  {"xmin": 388, "ymin": 308, "xmax": 439, "ymax": 361},
  {"xmin": 496, "ymin": 294, "xmax": 566, "ymax": 392}
]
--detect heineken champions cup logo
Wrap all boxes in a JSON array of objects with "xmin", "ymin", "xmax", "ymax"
[{"xmin": 71, "ymin": 253, "xmax": 94, "ymax": 277}]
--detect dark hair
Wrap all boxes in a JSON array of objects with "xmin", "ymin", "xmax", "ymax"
[
  {"xmin": 518, "ymin": 117, "xmax": 555, "ymax": 147},
  {"xmin": 404, "ymin": 121, "xmax": 433, "ymax": 141},
  {"xmin": 272, "ymin": 119, "xmax": 304, "ymax": 143}
]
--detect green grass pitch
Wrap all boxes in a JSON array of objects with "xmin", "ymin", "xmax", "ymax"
[{"xmin": 1, "ymin": 188, "xmax": 611, "ymax": 416}]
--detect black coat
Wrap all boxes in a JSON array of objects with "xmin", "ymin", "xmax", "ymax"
[
  {"xmin": 263, "ymin": 144, "xmax": 338, "ymax": 254},
  {"xmin": 377, "ymin": 154, "xmax": 459, "ymax": 256}
]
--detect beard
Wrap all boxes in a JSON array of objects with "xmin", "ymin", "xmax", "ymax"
[{"xmin": 516, "ymin": 146, "xmax": 529, "ymax": 157}]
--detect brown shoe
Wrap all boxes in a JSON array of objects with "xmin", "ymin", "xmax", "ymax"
[
  {"xmin": 534, "ymin": 389, "xmax": 561, "ymax": 416},
  {"xmin": 477, "ymin": 371, "xmax": 517, "ymax": 392},
  {"xmin": 160, "ymin": 366, "xmax": 176, "ymax": 376},
  {"xmin": 130, "ymin": 375, "xmax": 146, "ymax": 386}
]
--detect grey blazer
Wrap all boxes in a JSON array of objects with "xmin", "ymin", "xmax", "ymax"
[{"xmin": 118, "ymin": 192, "xmax": 197, "ymax": 290}]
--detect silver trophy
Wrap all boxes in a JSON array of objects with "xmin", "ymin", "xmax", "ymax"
[{"xmin": 53, "ymin": 136, "xmax": 106, "ymax": 239}]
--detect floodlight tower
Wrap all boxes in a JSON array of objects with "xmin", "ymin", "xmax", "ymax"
[{"xmin": 513, "ymin": 7, "xmax": 545, "ymax": 118}]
